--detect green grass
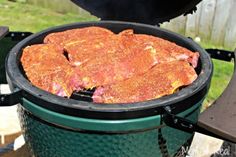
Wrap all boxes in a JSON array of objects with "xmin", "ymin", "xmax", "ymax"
[
  {"xmin": 0, "ymin": 0, "xmax": 234, "ymax": 108},
  {"xmin": 203, "ymin": 59, "xmax": 233, "ymax": 109},
  {"xmin": 197, "ymin": 42, "xmax": 234, "ymax": 109},
  {"xmin": 0, "ymin": 0, "xmax": 97, "ymax": 32}
]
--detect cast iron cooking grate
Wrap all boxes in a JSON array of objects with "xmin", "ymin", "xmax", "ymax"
[{"xmin": 71, "ymin": 88, "xmax": 95, "ymax": 102}]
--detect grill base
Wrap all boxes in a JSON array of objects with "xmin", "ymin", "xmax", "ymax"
[{"xmin": 17, "ymin": 101, "xmax": 200, "ymax": 157}]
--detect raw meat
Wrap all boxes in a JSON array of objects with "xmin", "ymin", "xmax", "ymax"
[
  {"xmin": 133, "ymin": 34, "xmax": 199, "ymax": 67},
  {"xmin": 70, "ymin": 29, "xmax": 198, "ymax": 89},
  {"xmin": 93, "ymin": 60, "xmax": 197, "ymax": 103},
  {"xmin": 44, "ymin": 26, "xmax": 114, "ymax": 46},
  {"xmin": 21, "ymin": 44, "xmax": 76, "ymax": 97},
  {"xmin": 21, "ymin": 27, "xmax": 199, "ymax": 103},
  {"xmin": 72, "ymin": 29, "xmax": 158, "ymax": 89},
  {"xmin": 64, "ymin": 33, "xmax": 121, "ymax": 66}
]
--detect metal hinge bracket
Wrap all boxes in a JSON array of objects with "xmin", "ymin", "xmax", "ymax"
[{"xmin": 162, "ymin": 106, "xmax": 196, "ymax": 133}]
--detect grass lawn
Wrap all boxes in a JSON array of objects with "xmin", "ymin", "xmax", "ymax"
[
  {"xmin": 203, "ymin": 59, "xmax": 233, "ymax": 109},
  {"xmin": 0, "ymin": 0, "xmax": 97, "ymax": 32},
  {"xmin": 199, "ymin": 42, "xmax": 234, "ymax": 108},
  {"xmin": 0, "ymin": 0, "xmax": 234, "ymax": 107}
]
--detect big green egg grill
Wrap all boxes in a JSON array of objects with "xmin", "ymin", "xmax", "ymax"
[{"xmin": 1, "ymin": 1, "xmax": 236, "ymax": 157}]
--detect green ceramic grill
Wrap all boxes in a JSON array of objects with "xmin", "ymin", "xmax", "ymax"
[{"xmin": 1, "ymin": 1, "xmax": 236, "ymax": 157}]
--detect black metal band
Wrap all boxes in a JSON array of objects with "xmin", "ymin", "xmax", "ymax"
[
  {"xmin": 0, "ymin": 89, "xmax": 22, "ymax": 106},
  {"xmin": 206, "ymin": 49, "xmax": 234, "ymax": 62}
]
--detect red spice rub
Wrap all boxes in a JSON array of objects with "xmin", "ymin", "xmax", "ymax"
[
  {"xmin": 64, "ymin": 33, "xmax": 121, "ymax": 66},
  {"xmin": 70, "ymin": 29, "xmax": 198, "ymax": 89},
  {"xmin": 44, "ymin": 26, "xmax": 114, "ymax": 46},
  {"xmin": 133, "ymin": 34, "xmax": 199, "ymax": 68},
  {"xmin": 21, "ymin": 44, "xmax": 76, "ymax": 97},
  {"xmin": 73, "ymin": 29, "xmax": 158, "ymax": 89},
  {"xmin": 93, "ymin": 60, "xmax": 197, "ymax": 103},
  {"xmin": 21, "ymin": 27, "xmax": 199, "ymax": 103}
]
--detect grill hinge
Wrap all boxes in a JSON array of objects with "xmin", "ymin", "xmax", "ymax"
[
  {"xmin": 162, "ymin": 106, "xmax": 234, "ymax": 142},
  {"xmin": 206, "ymin": 49, "xmax": 235, "ymax": 62},
  {"xmin": 5, "ymin": 32, "xmax": 32, "ymax": 41},
  {"xmin": 0, "ymin": 89, "xmax": 22, "ymax": 106},
  {"xmin": 162, "ymin": 106, "xmax": 196, "ymax": 133}
]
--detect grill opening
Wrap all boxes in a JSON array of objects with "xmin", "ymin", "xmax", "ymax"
[
  {"xmin": 7, "ymin": 21, "xmax": 212, "ymax": 119},
  {"xmin": 16, "ymin": 22, "xmax": 204, "ymax": 106}
]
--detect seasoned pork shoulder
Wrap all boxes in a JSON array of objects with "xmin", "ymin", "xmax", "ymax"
[
  {"xmin": 21, "ymin": 27, "xmax": 199, "ymax": 103},
  {"xmin": 93, "ymin": 60, "xmax": 197, "ymax": 103}
]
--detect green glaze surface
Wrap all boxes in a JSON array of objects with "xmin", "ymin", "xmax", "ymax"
[
  {"xmin": 18, "ymin": 106, "xmax": 162, "ymax": 157},
  {"xmin": 18, "ymin": 99, "xmax": 203, "ymax": 157},
  {"xmin": 22, "ymin": 98, "xmax": 162, "ymax": 132}
]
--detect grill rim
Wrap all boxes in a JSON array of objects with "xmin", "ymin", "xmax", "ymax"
[{"xmin": 5, "ymin": 21, "xmax": 213, "ymax": 120}]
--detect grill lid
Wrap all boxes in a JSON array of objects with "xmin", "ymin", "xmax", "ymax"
[{"xmin": 71, "ymin": 0, "xmax": 201, "ymax": 24}]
